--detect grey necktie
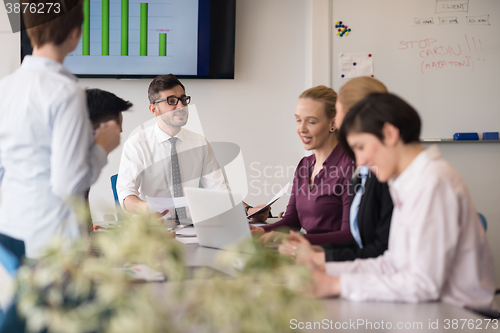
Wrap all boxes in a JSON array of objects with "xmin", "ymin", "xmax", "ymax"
[{"xmin": 169, "ymin": 137, "xmax": 187, "ymax": 219}]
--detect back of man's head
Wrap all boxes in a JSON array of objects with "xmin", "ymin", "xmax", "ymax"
[
  {"xmin": 148, "ymin": 74, "xmax": 185, "ymax": 104},
  {"xmin": 22, "ymin": 0, "xmax": 83, "ymax": 48},
  {"xmin": 86, "ymin": 89, "xmax": 133, "ymax": 130}
]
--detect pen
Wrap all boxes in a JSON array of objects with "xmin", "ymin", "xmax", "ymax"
[
  {"xmin": 169, "ymin": 225, "xmax": 186, "ymax": 233},
  {"xmin": 93, "ymin": 224, "xmax": 121, "ymax": 231}
]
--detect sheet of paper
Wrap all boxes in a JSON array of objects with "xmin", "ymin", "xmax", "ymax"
[
  {"xmin": 176, "ymin": 236, "xmax": 199, "ymax": 245},
  {"xmin": 115, "ymin": 264, "xmax": 165, "ymax": 282},
  {"xmin": 338, "ymin": 53, "xmax": 373, "ymax": 79},
  {"xmin": 176, "ymin": 228, "xmax": 197, "ymax": 236},
  {"xmin": 146, "ymin": 196, "xmax": 188, "ymax": 213},
  {"xmin": 250, "ymin": 223, "xmax": 267, "ymax": 227},
  {"xmin": 247, "ymin": 182, "xmax": 290, "ymax": 218}
]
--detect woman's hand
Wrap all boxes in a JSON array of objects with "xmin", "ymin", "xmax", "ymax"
[
  {"xmin": 249, "ymin": 224, "xmax": 265, "ymax": 237},
  {"xmin": 259, "ymin": 231, "xmax": 286, "ymax": 244},
  {"xmin": 279, "ymin": 231, "xmax": 325, "ymax": 270}
]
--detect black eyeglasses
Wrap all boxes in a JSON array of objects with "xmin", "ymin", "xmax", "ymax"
[{"xmin": 154, "ymin": 95, "xmax": 191, "ymax": 106}]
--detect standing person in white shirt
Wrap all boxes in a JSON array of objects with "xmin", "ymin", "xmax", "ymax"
[
  {"xmin": 304, "ymin": 93, "xmax": 496, "ymax": 313},
  {"xmin": 0, "ymin": 2, "xmax": 121, "ymax": 259},
  {"xmin": 117, "ymin": 75, "xmax": 269, "ymax": 221}
]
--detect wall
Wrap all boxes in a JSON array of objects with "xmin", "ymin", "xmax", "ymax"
[{"xmin": 331, "ymin": 0, "xmax": 500, "ymax": 139}]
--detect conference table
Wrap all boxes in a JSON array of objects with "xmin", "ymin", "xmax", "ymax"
[{"xmin": 173, "ymin": 229, "xmax": 499, "ymax": 333}]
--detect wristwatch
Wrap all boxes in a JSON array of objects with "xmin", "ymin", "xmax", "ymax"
[{"xmin": 245, "ymin": 205, "xmax": 253, "ymax": 215}]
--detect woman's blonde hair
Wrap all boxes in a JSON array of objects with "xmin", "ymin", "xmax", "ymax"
[
  {"xmin": 299, "ymin": 85, "xmax": 337, "ymax": 119},
  {"xmin": 338, "ymin": 77, "xmax": 388, "ymax": 112}
]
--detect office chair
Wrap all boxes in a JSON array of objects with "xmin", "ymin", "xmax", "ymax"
[
  {"xmin": 110, "ymin": 174, "xmax": 126, "ymax": 220},
  {"xmin": 478, "ymin": 213, "xmax": 487, "ymax": 231},
  {"xmin": 477, "ymin": 213, "xmax": 500, "ymax": 297}
]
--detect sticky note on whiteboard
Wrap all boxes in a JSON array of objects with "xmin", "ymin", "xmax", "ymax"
[{"xmin": 339, "ymin": 53, "xmax": 373, "ymax": 78}]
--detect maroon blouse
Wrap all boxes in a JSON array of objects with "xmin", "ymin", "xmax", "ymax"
[{"xmin": 262, "ymin": 144, "xmax": 354, "ymax": 245}]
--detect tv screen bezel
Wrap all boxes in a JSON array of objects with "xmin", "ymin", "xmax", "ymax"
[{"xmin": 20, "ymin": 0, "xmax": 236, "ymax": 79}]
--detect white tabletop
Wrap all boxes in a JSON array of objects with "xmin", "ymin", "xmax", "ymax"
[{"xmin": 179, "ymin": 241, "xmax": 499, "ymax": 333}]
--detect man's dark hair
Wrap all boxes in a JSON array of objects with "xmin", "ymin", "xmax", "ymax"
[
  {"xmin": 148, "ymin": 74, "xmax": 185, "ymax": 104},
  {"xmin": 23, "ymin": 0, "xmax": 83, "ymax": 47},
  {"xmin": 339, "ymin": 93, "xmax": 422, "ymax": 160},
  {"xmin": 86, "ymin": 89, "xmax": 133, "ymax": 128}
]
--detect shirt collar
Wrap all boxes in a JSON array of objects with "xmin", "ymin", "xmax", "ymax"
[
  {"xmin": 352, "ymin": 165, "xmax": 370, "ymax": 181},
  {"xmin": 359, "ymin": 165, "xmax": 370, "ymax": 177},
  {"xmin": 388, "ymin": 145, "xmax": 441, "ymax": 206},
  {"xmin": 310, "ymin": 143, "xmax": 344, "ymax": 168},
  {"xmin": 21, "ymin": 55, "xmax": 77, "ymax": 81},
  {"xmin": 154, "ymin": 123, "xmax": 185, "ymax": 144}
]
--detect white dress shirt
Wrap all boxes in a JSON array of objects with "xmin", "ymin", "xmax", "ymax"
[
  {"xmin": 0, "ymin": 56, "xmax": 107, "ymax": 258},
  {"xmin": 326, "ymin": 145, "xmax": 496, "ymax": 312},
  {"xmin": 117, "ymin": 124, "xmax": 228, "ymax": 218}
]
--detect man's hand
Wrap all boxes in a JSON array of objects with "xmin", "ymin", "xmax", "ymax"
[
  {"xmin": 123, "ymin": 195, "xmax": 168, "ymax": 222},
  {"xmin": 247, "ymin": 204, "xmax": 271, "ymax": 222},
  {"xmin": 151, "ymin": 209, "xmax": 169, "ymax": 224},
  {"xmin": 94, "ymin": 120, "xmax": 121, "ymax": 154}
]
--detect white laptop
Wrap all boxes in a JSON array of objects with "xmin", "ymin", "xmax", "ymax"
[{"xmin": 184, "ymin": 188, "xmax": 254, "ymax": 253}]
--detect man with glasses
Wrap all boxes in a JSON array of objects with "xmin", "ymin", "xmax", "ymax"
[{"xmin": 117, "ymin": 74, "xmax": 270, "ymax": 222}]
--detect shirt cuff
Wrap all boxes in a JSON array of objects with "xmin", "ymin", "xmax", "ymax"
[
  {"xmin": 91, "ymin": 143, "xmax": 108, "ymax": 170},
  {"xmin": 339, "ymin": 273, "xmax": 382, "ymax": 302},
  {"xmin": 339, "ymin": 274, "xmax": 351, "ymax": 299},
  {"xmin": 117, "ymin": 190, "xmax": 140, "ymax": 209},
  {"xmin": 325, "ymin": 261, "xmax": 356, "ymax": 276}
]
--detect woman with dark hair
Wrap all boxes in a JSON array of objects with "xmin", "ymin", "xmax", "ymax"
[{"xmin": 306, "ymin": 93, "xmax": 496, "ymax": 312}]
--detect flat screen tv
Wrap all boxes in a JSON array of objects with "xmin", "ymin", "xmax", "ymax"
[{"xmin": 21, "ymin": 0, "xmax": 235, "ymax": 79}]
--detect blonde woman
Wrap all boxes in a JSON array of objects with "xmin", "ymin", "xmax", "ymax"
[
  {"xmin": 251, "ymin": 86, "xmax": 354, "ymax": 245},
  {"xmin": 280, "ymin": 77, "xmax": 393, "ymax": 262}
]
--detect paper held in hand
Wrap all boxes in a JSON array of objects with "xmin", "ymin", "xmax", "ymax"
[
  {"xmin": 146, "ymin": 195, "xmax": 189, "ymax": 213},
  {"xmin": 247, "ymin": 182, "xmax": 290, "ymax": 218}
]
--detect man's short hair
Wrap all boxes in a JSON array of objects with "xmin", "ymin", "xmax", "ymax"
[
  {"xmin": 22, "ymin": 0, "xmax": 83, "ymax": 48},
  {"xmin": 86, "ymin": 89, "xmax": 133, "ymax": 128},
  {"xmin": 148, "ymin": 74, "xmax": 186, "ymax": 104}
]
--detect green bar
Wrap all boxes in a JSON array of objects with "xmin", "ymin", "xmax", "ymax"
[
  {"xmin": 82, "ymin": 0, "xmax": 90, "ymax": 55},
  {"xmin": 140, "ymin": 3, "xmax": 148, "ymax": 56},
  {"xmin": 121, "ymin": 0, "xmax": 129, "ymax": 55},
  {"xmin": 102, "ymin": 0, "xmax": 109, "ymax": 55},
  {"xmin": 159, "ymin": 33, "xmax": 166, "ymax": 56}
]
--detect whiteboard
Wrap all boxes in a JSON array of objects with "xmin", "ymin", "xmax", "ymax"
[{"xmin": 331, "ymin": 0, "xmax": 500, "ymax": 138}]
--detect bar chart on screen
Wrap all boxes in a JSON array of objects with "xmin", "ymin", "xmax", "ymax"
[{"xmin": 64, "ymin": 0, "xmax": 199, "ymax": 75}]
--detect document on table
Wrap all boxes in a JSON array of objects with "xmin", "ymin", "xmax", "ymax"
[
  {"xmin": 176, "ymin": 236, "xmax": 199, "ymax": 245},
  {"xmin": 247, "ymin": 182, "xmax": 290, "ymax": 218},
  {"xmin": 115, "ymin": 264, "xmax": 165, "ymax": 282},
  {"xmin": 176, "ymin": 228, "xmax": 197, "ymax": 236},
  {"xmin": 146, "ymin": 195, "xmax": 189, "ymax": 213},
  {"xmin": 250, "ymin": 223, "xmax": 267, "ymax": 227}
]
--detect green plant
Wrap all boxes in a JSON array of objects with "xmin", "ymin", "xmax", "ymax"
[{"xmin": 15, "ymin": 213, "xmax": 322, "ymax": 333}]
